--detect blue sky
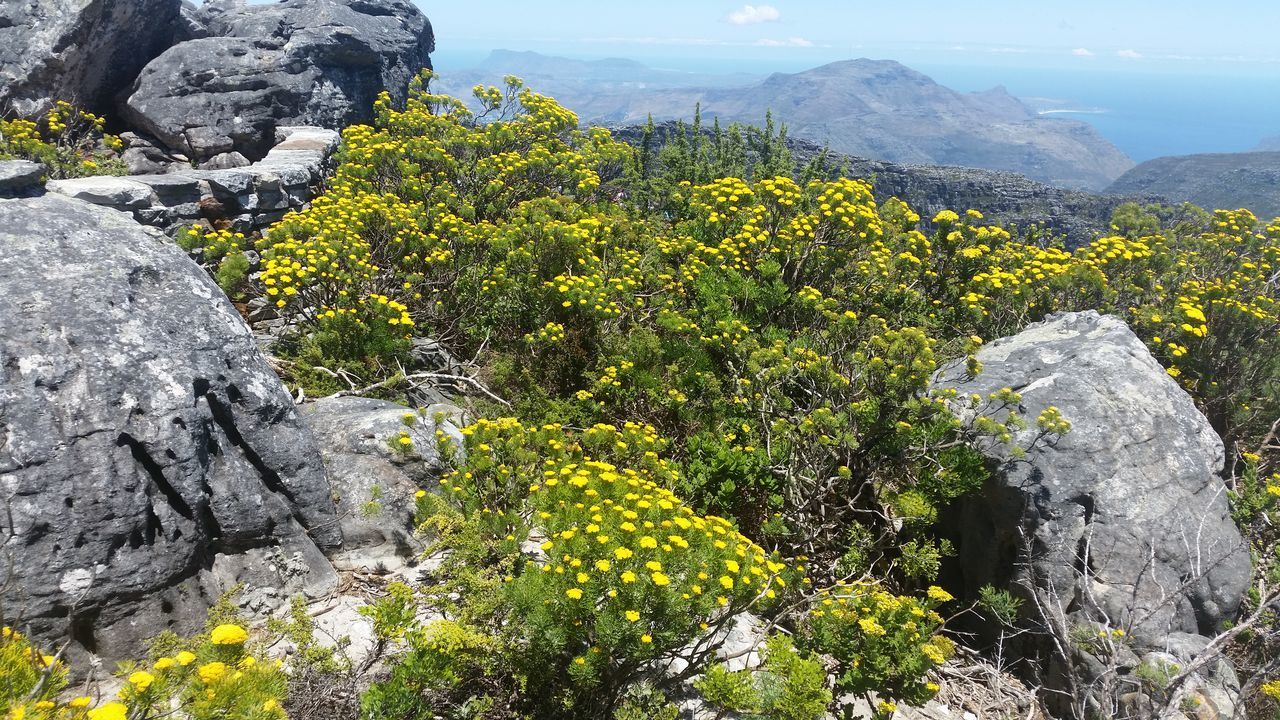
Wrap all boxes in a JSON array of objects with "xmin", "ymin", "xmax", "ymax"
[{"xmin": 422, "ymin": 1, "xmax": 1280, "ymax": 76}]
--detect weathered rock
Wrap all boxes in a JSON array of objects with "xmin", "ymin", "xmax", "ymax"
[
  {"xmin": 300, "ymin": 397, "xmax": 464, "ymax": 562},
  {"xmin": 0, "ymin": 194, "xmax": 340, "ymax": 665},
  {"xmin": 0, "ymin": 160, "xmax": 46, "ymax": 196},
  {"xmin": 36, "ymin": 127, "xmax": 338, "ymax": 233},
  {"xmin": 0, "ymin": 0, "xmax": 180, "ymax": 117},
  {"xmin": 199, "ymin": 152, "xmax": 251, "ymax": 170},
  {"xmin": 122, "ymin": 0, "xmax": 433, "ymax": 161},
  {"xmin": 933, "ymin": 311, "xmax": 1250, "ymax": 646},
  {"xmin": 46, "ymin": 176, "xmax": 158, "ymax": 210},
  {"xmin": 119, "ymin": 132, "xmax": 187, "ymax": 175}
]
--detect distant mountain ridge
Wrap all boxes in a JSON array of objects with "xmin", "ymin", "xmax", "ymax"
[
  {"xmin": 1253, "ymin": 136, "xmax": 1280, "ymax": 152},
  {"xmin": 1106, "ymin": 151, "xmax": 1280, "ymax": 220},
  {"xmin": 435, "ymin": 52, "xmax": 1133, "ymax": 190}
]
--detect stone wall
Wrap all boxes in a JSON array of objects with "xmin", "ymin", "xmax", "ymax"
[{"xmin": 43, "ymin": 126, "xmax": 339, "ymax": 233}]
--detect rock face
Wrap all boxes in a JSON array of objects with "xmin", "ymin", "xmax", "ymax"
[
  {"xmin": 933, "ymin": 312, "xmax": 1250, "ymax": 647},
  {"xmin": 0, "ymin": 160, "xmax": 46, "ymax": 197},
  {"xmin": 45, "ymin": 126, "xmax": 340, "ymax": 232},
  {"xmin": 122, "ymin": 0, "xmax": 434, "ymax": 162},
  {"xmin": 0, "ymin": 0, "xmax": 179, "ymax": 117},
  {"xmin": 300, "ymin": 397, "xmax": 464, "ymax": 564},
  {"xmin": 1106, "ymin": 151, "xmax": 1280, "ymax": 221},
  {"xmin": 0, "ymin": 194, "xmax": 341, "ymax": 663}
]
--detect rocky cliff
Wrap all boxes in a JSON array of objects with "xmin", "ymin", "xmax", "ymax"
[{"xmin": 1106, "ymin": 151, "xmax": 1280, "ymax": 220}]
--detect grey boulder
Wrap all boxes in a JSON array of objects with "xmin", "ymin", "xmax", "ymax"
[
  {"xmin": 301, "ymin": 397, "xmax": 464, "ymax": 566},
  {"xmin": 0, "ymin": 160, "xmax": 46, "ymax": 197},
  {"xmin": 0, "ymin": 0, "xmax": 179, "ymax": 117},
  {"xmin": 122, "ymin": 0, "xmax": 434, "ymax": 161},
  {"xmin": 933, "ymin": 311, "xmax": 1250, "ymax": 647},
  {"xmin": 0, "ymin": 194, "xmax": 340, "ymax": 664}
]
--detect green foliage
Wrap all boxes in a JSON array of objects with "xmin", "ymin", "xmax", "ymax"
[
  {"xmin": 694, "ymin": 663, "xmax": 759, "ymax": 716},
  {"xmin": 976, "ymin": 584, "xmax": 1024, "ymax": 627},
  {"xmin": 360, "ymin": 620, "xmax": 497, "ymax": 720},
  {"xmin": 695, "ymin": 634, "xmax": 832, "ymax": 720},
  {"xmin": 215, "ymin": 252, "xmax": 251, "ymax": 300},
  {"xmin": 0, "ymin": 625, "xmax": 67, "ymax": 713}
]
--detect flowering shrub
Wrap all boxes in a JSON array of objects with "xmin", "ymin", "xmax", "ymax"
[
  {"xmin": 387, "ymin": 417, "xmax": 802, "ymax": 717},
  {"xmin": 171, "ymin": 79, "xmax": 1280, "ymax": 716},
  {"xmin": 799, "ymin": 583, "xmax": 955, "ymax": 716},
  {"xmin": 0, "ymin": 101, "xmax": 126, "ymax": 178},
  {"xmin": 1, "ymin": 622, "xmax": 285, "ymax": 720}
]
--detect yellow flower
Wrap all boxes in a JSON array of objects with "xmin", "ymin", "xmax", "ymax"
[
  {"xmin": 640, "ymin": 634, "xmax": 652, "ymax": 644},
  {"xmin": 926, "ymin": 586, "xmax": 953, "ymax": 603},
  {"xmin": 650, "ymin": 571, "xmax": 671, "ymax": 586},
  {"xmin": 625, "ymin": 610, "xmax": 641, "ymax": 622},
  {"xmin": 87, "ymin": 703, "xmax": 128, "ymax": 720},
  {"xmin": 129, "ymin": 670, "xmax": 156, "ymax": 692},
  {"xmin": 565, "ymin": 588, "xmax": 584, "ymax": 600},
  {"xmin": 176, "ymin": 650, "xmax": 197, "ymax": 666},
  {"xmin": 613, "ymin": 547, "xmax": 634, "ymax": 560},
  {"xmin": 154, "ymin": 657, "xmax": 175, "ymax": 670},
  {"xmin": 198, "ymin": 661, "xmax": 229, "ymax": 684},
  {"xmin": 620, "ymin": 571, "xmax": 637, "ymax": 584},
  {"xmin": 210, "ymin": 623, "xmax": 248, "ymax": 645},
  {"xmin": 595, "ymin": 559, "xmax": 611, "ymax": 572}
]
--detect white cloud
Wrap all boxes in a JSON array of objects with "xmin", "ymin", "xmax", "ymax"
[
  {"xmin": 728, "ymin": 4, "xmax": 780, "ymax": 25},
  {"xmin": 1117, "ymin": 49, "xmax": 1143, "ymax": 59},
  {"xmin": 1072, "ymin": 47, "xmax": 1094, "ymax": 57},
  {"xmin": 756, "ymin": 36, "xmax": 813, "ymax": 47}
]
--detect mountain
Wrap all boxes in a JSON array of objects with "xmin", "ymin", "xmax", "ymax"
[
  {"xmin": 1106, "ymin": 152, "xmax": 1280, "ymax": 220},
  {"xmin": 613, "ymin": 122, "xmax": 1149, "ymax": 248},
  {"xmin": 442, "ymin": 49, "xmax": 757, "ymax": 92},
  {"xmin": 434, "ymin": 52, "xmax": 1133, "ymax": 191},
  {"xmin": 1253, "ymin": 136, "xmax": 1280, "ymax": 152}
]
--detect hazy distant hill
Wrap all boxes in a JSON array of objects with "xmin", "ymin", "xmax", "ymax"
[
  {"xmin": 1253, "ymin": 136, "xmax": 1280, "ymax": 152},
  {"xmin": 614, "ymin": 122, "xmax": 1148, "ymax": 248},
  {"xmin": 436, "ymin": 52, "xmax": 1133, "ymax": 191},
  {"xmin": 463, "ymin": 50, "xmax": 761, "ymax": 89},
  {"xmin": 1106, "ymin": 152, "xmax": 1280, "ymax": 220}
]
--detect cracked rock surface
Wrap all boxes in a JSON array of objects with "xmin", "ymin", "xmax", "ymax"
[
  {"xmin": 0, "ymin": 0, "xmax": 180, "ymax": 117},
  {"xmin": 121, "ymin": 0, "xmax": 434, "ymax": 162},
  {"xmin": 0, "ymin": 194, "xmax": 340, "ymax": 665},
  {"xmin": 932, "ymin": 311, "xmax": 1251, "ymax": 647}
]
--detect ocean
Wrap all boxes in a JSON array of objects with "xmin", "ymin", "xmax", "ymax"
[{"xmin": 912, "ymin": 64, "xmax": 1280, "ymax": 162}]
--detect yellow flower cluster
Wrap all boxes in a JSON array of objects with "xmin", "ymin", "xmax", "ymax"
[
  {"xmin": 0, "ymin": 101, "xmax": 124, "ymax": 178},
  {"xmin": 441, "ymin": 417, "xmax": 796, "ymax": 672}
]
